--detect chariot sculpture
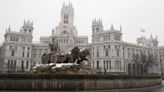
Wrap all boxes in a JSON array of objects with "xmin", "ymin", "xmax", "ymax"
[{"xmin": 32, "ymin": 37, "xmax": 96, "ymax": 75}]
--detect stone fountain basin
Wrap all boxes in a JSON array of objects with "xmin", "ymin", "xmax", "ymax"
[{"xmin": 32, "ymin": 63, "xmax": 96, "ymax": 75}]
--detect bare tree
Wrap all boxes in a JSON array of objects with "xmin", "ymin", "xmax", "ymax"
[
  {"xmin": 132, "ymin": 54, "xmax": 140, "ymax": 75},
  {"xmin": 139, "ymin": 53, "xmax": 155, "ymax": 75},
  {"xmin": 140, "ymin": 53, "xmax": 148, "ymax": 74}
]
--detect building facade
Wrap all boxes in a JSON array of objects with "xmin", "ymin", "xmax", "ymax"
[
  {"xmin": 90, "ymin": 19, "xmax": 160, "ymax": 75},
  {"xmin": 0, "ymin": 21, "xmax": 33, "ymax": 72},
  {"xmin": 0, "ymin": 3, "xmax": 161, "ymax": 75}
]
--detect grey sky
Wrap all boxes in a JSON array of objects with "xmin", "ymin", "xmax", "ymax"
[{"xmin": 0, "ymin": 0, "xmax": 164, "ymax": 45}]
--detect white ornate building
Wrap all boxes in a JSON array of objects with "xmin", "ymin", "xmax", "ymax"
[
  {"xmin": 0, "ymin": 21, "xmax": 33, "ymax": 72},
  {"xmin": 0, "ymin": 3, "xmax": 161, "ymax": 75},
  {"xmin": 0, "ymin": 3, "xmax": 89, "ymax": 72},
  {"xmin": 90, "ymin": 19, "xmax": 160, "ymax": 75}
]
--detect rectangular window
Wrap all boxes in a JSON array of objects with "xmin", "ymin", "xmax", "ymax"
[
  {"xmin": 96, "ymin": 46, "xmax": 99, "ymax": 57},
  {"xmin": 22, "ymin": 52, "xmax": 24, "ymax": 57},
  {"xmin": 17, "ymin": 37, "xmax": 19, "ymax": 42},
  {"xmin": 21, "ymin": 61, "xmax": 24, "ymax": 72},
  {"xmin": 26, "ymin": 61, "xmax": 28, "ymax": 69},
  {"xmin": 107, "ymin": 60, "xmax": 109, "ymax": 69},
  {"xmin": 10, "ymin": 36, "xmax": 13, "ymax": 41},
  {"xmin": 11, "ymin": 50, "xmax": 14, "ymax": 56},
  {"xmin": 117, "ymin": 50, "xmax": 119, "ymax": 57},
  {"xmin": 114, "ymin": 35, "xmax": 120, "ymax": 41},
  {"xmin": 104, "ymin": 60, "xmax": 105, "ymax": 69},
  {"xmin": 92, "ymin": 28, "xmax": 95, "ymax": 33},
  {"xmin": 120, "ymin": 61, "xmax": 121, "ymax": 70},
  {"xmin": 106, "ymin": 50, "xmax": 108, "ymax": 56},
  {"xmin": 27, "ymin": 52, "xmax": 29, "ymax": 57},
  {"xmin": 97, "ymin": 61, "xmax": 99, "ymax": 69},
  {"xmin": 115, "ymin": 61, "xmax": 121, "ymax": 70},
  {"xmin": 108, "ymin": 35, "xmax": 110, "ymax": 40},
  {"xmin": 64, "ymin": 20, "xmax": 68, "ymax": 24},
  {"xmin": 64, "ymin": 15, "xmax": 69, "ymax": 19},
  {"xmin": 14, "ymin": 60, "xmax": 16, "ymax": 70},
  {"xmin": 22, "ymin": 47, "xmax": 25, "ymax": 57},
  {"xmin": 96, "ymin": 28, "xmax": 99, "ymax": 32},
  {"xmin": 11, "ymin": 60, "xmax": 13, "ymax": 69},
  {"xmin": 109, "ymin": 60, "xmax": 111, "ymax": 69},
  {"xmin": 103, "ymin": 36, "xmax": 106, "ymax": 41},
  {"xmin": 92, "ymin": 47, "xmax": 94, "ymax": 58},
  {"xmin": 8, "ymin": 60, "xmax": 10, "ymax": 69},
  {"xmin": 97, "ymin": 52, "xmax": 99, "ymax": 57}
]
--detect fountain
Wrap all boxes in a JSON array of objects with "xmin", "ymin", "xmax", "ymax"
[{"xmin": 32, "ymin": 38, "xmax": 96, "ymax": 75}]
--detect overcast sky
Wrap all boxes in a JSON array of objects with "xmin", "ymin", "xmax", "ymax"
[{"xmin": 0, "ymin": 0, "xmax": 164, "ymax": 46}]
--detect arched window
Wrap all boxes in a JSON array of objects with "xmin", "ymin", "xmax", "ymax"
[
  {"xmin": 92, "ymin": 28, "xmax": 94, "ymax": 33},
  {"xmin": 96, "ymin": 28, "xmax": 99, "ymax": 32},
  {"xmin": 62, "ymin": 30, "xmax": 69, "ymax": 35},
  {"xmin": 11, "ymin": 50, "xmax": 15, "ymax": 56},
  {"xmin": 64, "ymin": 15, "xmax": 69, "ymax": 19}
]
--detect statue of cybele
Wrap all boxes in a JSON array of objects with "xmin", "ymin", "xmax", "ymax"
[
  {"xmin": 49, "ymin": 37, "xmax": 60, "ymax": 53},
  {"xmin": 41, "ymin": 37, "xmax": 60, "ymax": 64}
]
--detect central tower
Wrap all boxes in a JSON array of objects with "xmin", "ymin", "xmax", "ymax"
[
  {"xmin": 61, "ymin": 2, "xmax": 74, "ymax": 25},
  {"xmin": 54, "ymin": 2, "xmax": 77, "ymax": 36}
]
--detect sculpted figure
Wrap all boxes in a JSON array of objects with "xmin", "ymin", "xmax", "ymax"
[
  {"xmin": 42, "ymin": 37, "xmax": 61, "ymax": 64},
  {"xmin": 79, "ymin": 49, "xmax": 89, "ymax": 61},
  {"xmin": 49, "ymin": 37, "xmax": 60, "ymax": 53},
  {"xmin": 41, "ymin": 53, "xmax": 50, "ymax": 64},
  {"xmin": 71, "ymin": 46, "xmax": 80, "ymax": 63}
]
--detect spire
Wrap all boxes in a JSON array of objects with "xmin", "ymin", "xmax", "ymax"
[
  {"xmin": 31, "ymin": 21, "xmax": 33, "ymax": 26},
  {"xmin": 120, "ymin": 25, "xmax": 122, "ymax": 31},
  {"xmin": 28, "ymin": 20, "xmax": 30, "ymax": 24},
  {"xmin": 111, "ymin": 24, "xmax": 114, "ymax": 30},
  {"xmin": 150, "ymin": 34, "xmax": 153, "ymax": 39},
  {"xmin": 156, "ymin": 35, "xmax": 158, "ymax": 40},
  {"xmin": 63, "ymin": 2, "xmax": 65, "ymax": 7},
  {"xmin": 5, "ymin": 28, "xmax": 7, "ymax": 32},
  {"xmin": 8, "ymin": 25, "xmax": 11, "ymax": 31},
  {"xmin": 99, "ymin": 18, "xmax": 102, "ymax": 25},
  {"xmin": 52, "ymin": 29, "xmax": 55, "ymax": 36},
  {"xmin": 69, "ymin": 2, "xmax": 72, "ymax": 7},
  {"xmin": 24, "ymin": 20, "xmax": 26, "ymax": 25}
]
